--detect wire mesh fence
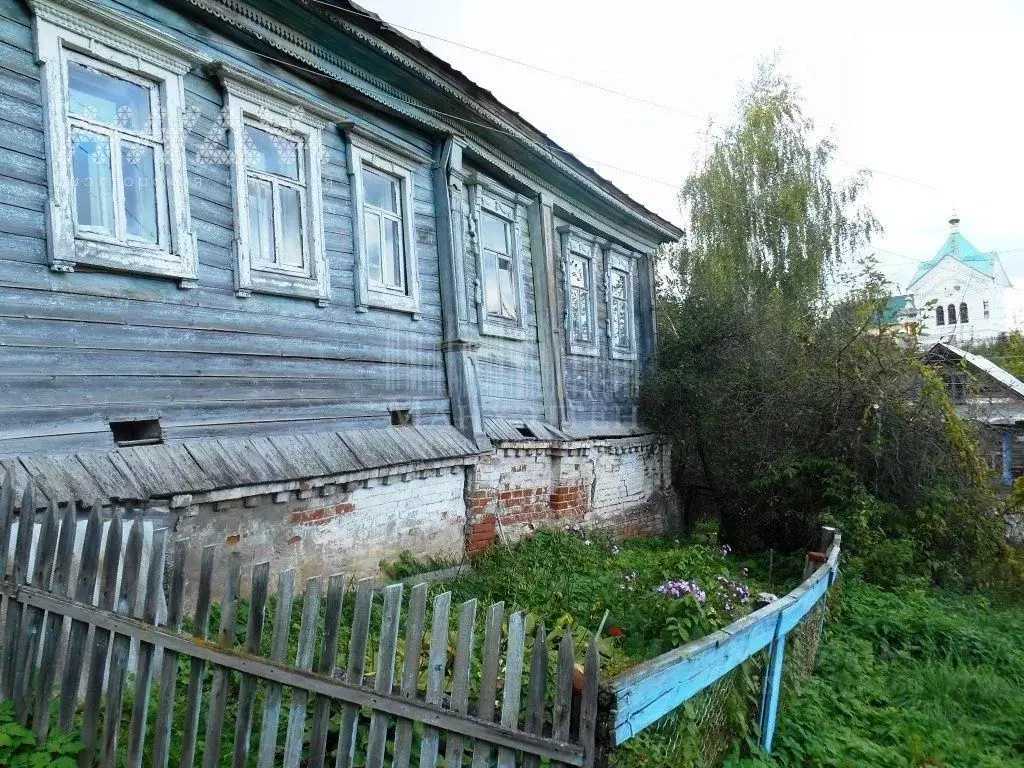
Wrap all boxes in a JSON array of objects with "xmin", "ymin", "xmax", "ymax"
[
  {"xmin": 607, "ymin": 529, "xmax": 841, "ymax": 768},
  {"xmin": 610, "ymin": 650, "xmax": 767, "ymax": 768}
]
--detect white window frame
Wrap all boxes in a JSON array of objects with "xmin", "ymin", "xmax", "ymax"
[
  {"xmin": 468, "ymin": 175, "xmax": 529, "ymax": 341},
  {"xmin": 605, "ymin": 245, "xmax": 638, "ymax": 361},
  {"xmin": 31, "ymin": 0, "xmax": 198, "ymax": 285},
  {"xmin": 558, "ymin": 225, "xmax": 600, "ymax": 357},
  {"xmin": 343, "ymin": 123, "xmax": 424, "ymax": 318},
  {"xmin": 220, "ymin": 69, "xmax": 329, "ymax": 306}
]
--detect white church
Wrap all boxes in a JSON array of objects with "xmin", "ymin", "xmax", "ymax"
[{"xmin": 898, "ymin": 215, "xmax": 1019, "ymax": 344}]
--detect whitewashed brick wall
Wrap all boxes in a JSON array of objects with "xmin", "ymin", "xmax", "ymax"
[{"xmin": 175, "ymin": 466, "xmax": 467, "ymax": 605}]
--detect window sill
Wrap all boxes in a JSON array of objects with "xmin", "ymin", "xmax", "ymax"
[
  {"xmin": 238, "ymin": 267, "xmax": 330, "ymax": 306},
  {"xmin": 56, "ymin": 237, "xmax": 197, "ymax": 287},
  {"xmin": 480, "ymin": 319, "xmax": 529, "ymax": 341},
  {"xmin": 610, "ymin": 348, "xmax": 637, "ymax": 361},
  {"xmin": 358, "ymin": 289, "xmax": 421, "ymax": 318},
  {"xmin": 567, "ymin": 342, "xmax": 600, "ymax": 357}
]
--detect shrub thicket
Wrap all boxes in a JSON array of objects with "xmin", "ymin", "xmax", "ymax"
[{"xmin": 641, "ymin": 62, "xmax": 1020, "ymax": 591}]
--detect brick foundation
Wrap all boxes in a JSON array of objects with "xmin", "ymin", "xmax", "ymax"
[
  {"xmin": 173, "ymin": 436, "xmax": 676, "ymax": 599},
  {"xmin": 464, "ymin": 435, "xmax": 674, "ymax": 556}
]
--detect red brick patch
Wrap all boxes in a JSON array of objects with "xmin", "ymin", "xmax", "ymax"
[
  {"xmin": 466, "ymin": 514, "xmax": 498, "ymax": 556},
  {"xmin": 290, "ymin": 502, "xmax": 356, "ymax": 526}
]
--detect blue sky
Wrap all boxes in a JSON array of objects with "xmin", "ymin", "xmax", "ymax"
[{"xmin": 356, "ymin": 0, "xmax": 1024, "ymax": 295}]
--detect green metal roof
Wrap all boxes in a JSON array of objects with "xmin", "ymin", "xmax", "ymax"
[
  {"xmin": 907, "ymin": 232, "xmax": 999, "ymax": 287},
  {"xmin": 876, "ymin": 294, "xmax": 910, "ymax": 325}
]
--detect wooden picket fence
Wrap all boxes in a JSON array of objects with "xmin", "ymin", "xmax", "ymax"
[{"xmin": 0, "ymin": 469, "xmax": 601, "ymax": 767}]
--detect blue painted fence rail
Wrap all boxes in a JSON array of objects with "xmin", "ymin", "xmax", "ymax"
[{"xmin": 607, "ymin": 527, "xmax": 841, "ymax": 753}]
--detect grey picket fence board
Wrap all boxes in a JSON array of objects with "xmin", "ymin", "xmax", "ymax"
[{"xmin": 0, "ymin": 473, "xmax": 598, "ymax": 767}]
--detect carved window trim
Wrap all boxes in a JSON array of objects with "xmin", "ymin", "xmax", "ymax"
[
  {"xmin": 558, "ymin": 225, "xmax": 600, "ymax": 357},
  {"xmin": 468, "ymin": 175, "xmax": 529, "ymax": 341},
  {"xmin": 343, "ymin": 123, "xmax": 424, "ymax": 318},
  {"xmin": 605, "ymin": 245, "xmax": 637, "ymax": 361},
  {"xmin": 31, "ymin": 0, "xmax": 198, "ymax": 285},
  {"xmin": 220, "ymin": 71, "xmax": 330, "ymax": 306}
]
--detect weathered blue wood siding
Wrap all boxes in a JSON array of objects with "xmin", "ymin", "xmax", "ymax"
[
  {"xmin": 0, "ymin": 0, "xmax": 450, "ymax": 457},
  {"xmin": 553, "ymin": 216, "xmax": 643, "ymax": 428},
  {"xmin": 459, "ymin": 165, "xmax": 545, "ymax": 422},
  {"xmin": 0, "ymin": 0, "xmax": 674, "ymax": 459}
]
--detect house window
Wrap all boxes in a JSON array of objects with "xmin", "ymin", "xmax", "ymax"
[
  {"xmin": 361, "ymin": 167, "xmax": 406, "ymax": 293},
  {"xmin": 469, "ymin": 177, "xmax": 528, "ymax": 340},
  {"xmin": 948, "ymin": 303, "xmax": 957, "ymax": 324},
  {"xmin": 559, "ymin": 226, "xmax": 600, "ymax": 356},
  {"xmin": 936, "ymin": 306, "xmax": 945, "ymax": 326},
  {"xmin": 344, "ymin": 124, "xmax": 424, "ymax": 317},
  {"xmin": 220, "ymin": 68, "xmax": 329, "ymax": 305},
  {"xmin": 960, "ymin": 302, "xmax": 969, "ymax": 324},
  {"xmin": 481, "ymin": 211, "xmax": 518, "ymax": 321},
  {"xmin": 984, "ymin": 300, "xmax": 990, "ymax": 319},
  {"xmin": 570, "ymin": 255, "xmax": 594, "ymax": 344},
  {"xmin": 606, "ymin": 247, "xmax": 637, "ymax": 360},
  {"xmin": 33, "ymin": 1, "xmax": 197, "ymax": 283},
  {"xmin": 69, "ymin": 60, "xmax": 164, "ymax": 245},
  {"xmin": 244, "ymin": 125, "xmax": 306, "ymax": 272}
]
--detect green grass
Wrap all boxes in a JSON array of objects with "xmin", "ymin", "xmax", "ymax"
[
  {"xmin": 438, "ymin": 527, "xmax": 800, "ymax": 673},
  {"xmin": 725, "ymin": 580, "xmax": 1024, "ymax": 768}
]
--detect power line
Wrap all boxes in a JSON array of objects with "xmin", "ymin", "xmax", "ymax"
[
  {"xmin": 167, "ymin": 23, "xmax": 1017, "ymax": 288},
  {"xmin": 312, "ymin": 0, "xmax": 951, "ymax": 196}
]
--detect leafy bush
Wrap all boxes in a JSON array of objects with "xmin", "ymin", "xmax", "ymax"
[
  {"xmin": 640, "ymin": 60, "xmax": 1018, "ymax": 592},
  {"xmin": 0, "ymin": 703, "xmax": 81, "ymax": 767}
]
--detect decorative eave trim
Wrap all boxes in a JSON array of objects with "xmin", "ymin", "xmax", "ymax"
[
  {"xmin": 180, "ymin": 455, "xmax": 478, "ymax": 507},
  {"xmin": 341, "ymin": 121, "xmax": 431, "ymax": 165},
  {"xmin": 211, "ymin": 61, "xmax": 332, "ymax": 127},
  {"xmin": 181, "ymin": 0, "xmax": 681, "ymax": 242},
  {"xmin": 29, "ymin": 0, "xmax": 212, "ymax": 73},
  {"xmin": 184, "ymin": 0, "xmax": 455, "ymax": 133},
  {"xmin": 309, "ymin": 4, "xmax": 681, "ymax": 241},
  {"xmin": 557, "ymin": 224, "xmax": 598, "ymax": 256}
]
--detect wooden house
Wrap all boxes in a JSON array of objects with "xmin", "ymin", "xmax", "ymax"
[
  {"xmin": 0, "ymin": 0, "xmax": 681, "ymax": 577},
  {"xmin": 926, "ymin": 342, "xmax": 1024, "ymax": 485}
]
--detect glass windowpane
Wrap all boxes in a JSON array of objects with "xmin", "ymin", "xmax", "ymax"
[
  {"xmin": 611, "ymin": 271, "xmax": 627, "ymax": 300},
  {"xmin": 570, "ymin": 256, "xmax": 588, "ymax": 288},
  {"xmin": 69, "ymin": 62, "xmax": 152, "ymax": 131},
  {"xmin": 497, "ymin": 257, "xmax": 517, "ymax": 321},
  {"xmin": 247, "ymin": 177, "xmax": 275, "ymax": 264},
  {"xmin": 244, "ymin": 125, "xmax": 300, "ymax": 180},
  {"xmin": 484, "ymin": 252, "xmax": 500, "ymax": 315},
  {"xmin": 365, "ymin": 211, "xmax": 383, "ymax": 284},
  {"xmin": 71, "ymin": 129, "xmax": 114, "ymax": 234},
  {"xmin": 121, "ymin": 142, "xmax": 158, "ymax": 243},
  {"xmin": 279, "ymin": 186, "xmax": 304, "ymax": 268},
  {"xmin": 384, "ymin": 218, "xmax": 403, "ymax": 289},
  {"xmin": 481, "ymin": 211, "xmax": 509, "ymax": 254},
  {"xmin": 363, "ymin": 168, "xmax": 398, "ymax": 213}
]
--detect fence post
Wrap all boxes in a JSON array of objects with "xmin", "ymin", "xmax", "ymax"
[{"xmin": 758, "ymin": 611, "xmax": 787, "ymax": 753}]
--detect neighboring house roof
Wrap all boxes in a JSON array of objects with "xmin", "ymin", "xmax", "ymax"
[
  {"xmin": 907, "ymin": 232, "xmax": 1006, "ymax": 289},
  {"xmin": 877, "ymin": 294, "xmax": 912, "ymax": 325},
  {"xmin": 928, "ymin": 342, "xmax": 1024, "ymax": 402}
]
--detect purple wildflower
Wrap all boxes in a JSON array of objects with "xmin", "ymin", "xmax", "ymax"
[
  {"xmin": 656, "ymin": 579, "xmax": 707, "ymax": 602},
  {"xmin": 715, "ymin": 575, "xmax": 751, "ymax": 606}
]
